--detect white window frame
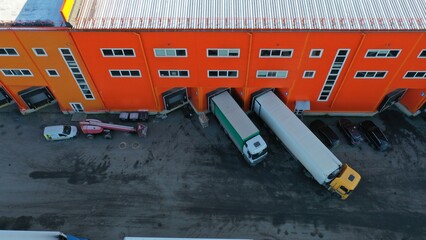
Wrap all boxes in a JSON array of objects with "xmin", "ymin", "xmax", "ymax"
[
  {"xmin": 60, "ymin": 48, "xmax": 95, "ymax": 100},
  {"xmin": 70, "ymin": 102, "xmax": 84, "ymax": 112},
  {"xmin": 101, "ymin": 48, "xmax": 135, "ymax": 57},
  {"xmin": 259, "ymin": 49, "xmax": 293, "ymax": 58},
  {"xmin": 154, "ymin": 48, "xmax": 187, "ymax": 57},
  {"xmin": 365, "ymin": 49, "xmax": 401, "ymax": 58},
  {"xmin": 256, "ymin": 70, "xmax": 288, "ymax": 78},
  {"xmin": 32, "ymin": 48, "xmax": 47, "ymax": 56},
  {"xmin": 418, "ymin": 50, "xmax": 426, "ymax": 58},
  {"xmin": 109, "ymin": 69, "xmax": 142, "ymax": 78},
  {"xmin": 403, "ymin": 71, "xmax": 426, "ymax": 79},
  {"xmin": 303, "ymin": 70, "xmax": 316, "ymax": 78},
  {"xmin": 206, "ymin": 48, "xmax": 240, "ymax": 58},
  {"xmin": 310, "ymin": 49, "xmax": 323, "ymax": 58},
  {"xmin": 46, "ymin": 69, "xmax": 60, "ymax": 77},
  {"xmin": 318, "ymin": 49, "xmax": 350, "ymax": 102},
  {"xmin": 207, "ymin": 70, "xmax": 239, "ymax": 78},
  {"xmin": 354, "ymin": 71, "xmax": 388, "ymax": 79},
  {"xmin": 0, "ymin": 48, "xmax": 19, "ymax": 56},
  {"xmin": 158, "ymin": 70, "xmax": 190, "ymax": 78},
  {"xmin": 1, "ymin": 69, "xmax": 33, "ymax": 77}
]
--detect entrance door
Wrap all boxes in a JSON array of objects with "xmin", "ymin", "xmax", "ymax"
[{"xmin": 377, "ymin": 88, "xmax": 407, "ymax": 112}]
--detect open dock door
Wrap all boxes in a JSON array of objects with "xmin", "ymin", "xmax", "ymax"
[
  {"xmin": 377, "ymin": 88, "xmax": 407, "ymax": 112},
  {"xmin": 19, "ymin": 87, "xmax": 55, "ymax": 110},
  {"xmin": 162, "ymin": 88, "xmax": 188, "ymax": 111},
  {"xmin": 0, "ymin": 87, "xmax": 13, "ymax": 108}
]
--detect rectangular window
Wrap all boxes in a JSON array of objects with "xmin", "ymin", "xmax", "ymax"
[
  {"xmin": 208, "ymin": 70, "xmax": 238, "ymax": 78},
  {"xmin": 403, "ymin": 71, "xmax": 426, "ymax": 79},
  {"xmin": 60, "ymin": 48, "xmax": 95, "ymax": 100},
  {"xmin": 158, "ymin": 70, "xmax": 190, "ymax": 78},
  {"xmin": 365, "ymin": 49, "xmax": 401, "ymax": 58},
  {"xmin": 256, "ymin": 70, "xmax": 288, "ymax": 78},
  {"xmin": 310, "ymin": 49, "xmax": 323, "ymax": 58},
  {"xmin": 355, "ymin": 71, "xmax": 388, "ymax": 79},
  {"xmin": 207, "ymin": 49, "xmax": 240, "ymax": 57},
  {"xmin": 33, "ymin": 48, "xmax": 47, "ymax": 56},
  {"xmin": 101, "ymin": 48, "xmax": 135, "ymax": 57},
  {"xmin": 418, "ymin": 50, "xmax": 426, "ymax": 58},
  {"xmin": 318, "ymin": 49, "xmax": 350, "ymax": 102},
  {"xmin": 259, "ymin": 49, "xmax": 293, "ymax": 58},
  {"xmin": 109, "ymin": 70, "xmax": 141, "ymax": 78},
  {"xmin": 46, "ymin": 69, "xmax": 59, "ymax": 77},
  {"xmin": 303, "ymin": 71, "xmax": 316, "ymax": 78},
  {"xmin": 70, "ymin": 102, "xmax": 84, "ymax": 112},
  {"xmin": 1, "ymin": 69, "xmax": 33, "ymax": 77},
  {"xmin": 154, "ymin": 48, "xmax": 187, "ymax": 57},
  {"xmin": 0, "ymin": 48, "xmax": 19, "ymax": 56}
]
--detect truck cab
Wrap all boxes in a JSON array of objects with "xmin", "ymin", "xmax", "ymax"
[
  {"xmin": 243, "ymin": 135, "xmax": 268, "ymax": 166},
  {"xmin": 328, "ymin": 164, "xmax": 361, "ymax": 199}
]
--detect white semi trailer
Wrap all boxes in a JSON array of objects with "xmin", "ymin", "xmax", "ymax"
[
  {"xmin": 208, "ymin": 89, "xmax": 268, "ymax": 166},
  {"xmin": 252, "ymin": 89, "xmax": 361, "ymax": 199},
  {"xmin": 0, "ymin": 230, "xmax": 88, "ymax": 240}
]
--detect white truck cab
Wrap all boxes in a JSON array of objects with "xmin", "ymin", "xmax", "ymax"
[
  {"xmin": 243, "ymin": 135, "xmax": 268, "ymax": 166},
  {"xmin": 43, "ymin": 125, "xmax": 78, "ymax": 141}
]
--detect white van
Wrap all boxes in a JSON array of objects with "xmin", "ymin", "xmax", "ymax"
[{"xmin": 43, "ymin": 125, "xmax": 78, "ymax": 141}]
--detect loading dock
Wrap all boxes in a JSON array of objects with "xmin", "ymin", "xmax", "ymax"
[
  {"xmin": 0, "ymin": 87, "xmax": 13, "ymax": 107},
  {"xmin": 18, "ymin": 87, "xmax": 55, "ymax": 110},
  {"xmin": 162, "ymin": 88, "xmax": 188, "ymax": 111}
]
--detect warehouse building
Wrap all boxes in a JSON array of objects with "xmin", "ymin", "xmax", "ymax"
[{"xmin": 0, "ymin": 0, "xmax": 425, "ymax": 115}]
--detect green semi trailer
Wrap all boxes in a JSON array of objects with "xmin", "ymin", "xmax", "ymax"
[{"xmin": 209, "ymin": 90, "xmax": 268, "ymax": 166}]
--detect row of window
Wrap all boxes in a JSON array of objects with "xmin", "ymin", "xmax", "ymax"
[
  {"xmin": 3, "ymin": 47, "xmax": 426, "ymax": 59},
  {"xmin": 355, "ymin": 71, "xmax": 387, "ymax": 78},
  {"xmin": 318, "ymin": 49, "xmax": 350, "ymax": 101},
  {"xmin": 96, "ymin": 48, "xmax": 426, "ymax": 59},
  {"xmin": 404, "ymin": 71, "xmax": 426, "ymax": 79},
  {"xmin": 2, "ymin": 68, "xmax": 424, "ymax": 80},
  {"xmin": 60, "ymin": 48, "xmax": 95, "ymax": 100}
]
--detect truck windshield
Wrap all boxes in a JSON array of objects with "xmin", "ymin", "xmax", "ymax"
[
  {"xmin": 251, "ymin": 148, "xmax": 267, "ymax": 160},
  {"xmin": 63, "ymin": 126, "xmax": 71, "ymax": 135}
]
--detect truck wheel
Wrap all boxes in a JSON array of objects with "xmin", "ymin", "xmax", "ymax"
[{"xmin": 86, "ymin": 134, "xmax": 94, "ymax": 139}]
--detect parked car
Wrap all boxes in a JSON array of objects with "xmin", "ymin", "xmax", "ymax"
[
  {"xmin": 338, "ymin": 119, "xmax": 363, "ymax": 145},
  {"xmin": 309, "ymin": 120, "xmax": 340, "ymax": 148},
  {"xmin": 359, "ymin": 120, "xmax": 390, "ymax": 151},
  {"xmin": 43, "ymin": 125, "xmax": 77, "ymax": 141}
]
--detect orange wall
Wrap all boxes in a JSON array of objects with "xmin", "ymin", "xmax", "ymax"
[
  {"xmin": 0, "ymin": 31, "xmax": 48, "ymax": 111},
  {"xmin": 399, "ymin": 89, "xmax": 426, "ymax": 113},
  {"xmin": 2, "ymin": 29, "xmax": 425, "ymax": 114},
  {"xmin": 14, "ymin": 31, "xmax": 105, "ymax": 112},
  {"xmin": 292, "ymin": 32, "xmax": 363, "ymax": 112},
  {"xmin": 0, "ymin": 31, "xmax": 46, "ymax": 87},
  {"xmin": 332, "ymin": 32, "xmax": 423, "ymax": 112},
  {"xmin": 69, "ymin": 30, "xmax": 426, "ymax": 113},
  {"xmin": 71, "ymin": 32, "xmax": 158, "ymax": 111}
]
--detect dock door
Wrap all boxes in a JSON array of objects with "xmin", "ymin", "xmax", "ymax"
[
  {"xmin": 18, "ymin": 87, "xmax": 55, "ymax": 110},
  {"xmin": 162, "ymin": 88, "xmax": 188, "ymax": 111},
  {"xmin": 0, "ymin": 87, "xmax": 13, "ymax": 107},
  {"xmin": 377, "ymin": 88, "xmax": 407, "ymax": 112}
]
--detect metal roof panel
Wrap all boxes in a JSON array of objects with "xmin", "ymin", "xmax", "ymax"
[{"xmin": 70, "ymin": 0, "xmax": 426, "ymax": 30}]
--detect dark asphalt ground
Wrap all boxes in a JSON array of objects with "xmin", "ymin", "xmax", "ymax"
[{"xmin": 0, "ymin": 103, "xmax": 425, "ymax": 240}]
